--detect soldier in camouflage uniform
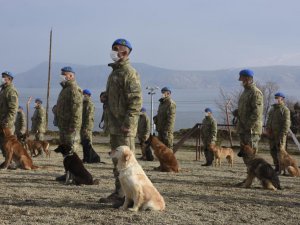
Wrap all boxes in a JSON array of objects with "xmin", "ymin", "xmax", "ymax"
[
  {"xmin": 237, "ymin": 69, "xmax": 263, "ymax": 158},
  {"xmin": 31, "ymin": 98, "xmax": 46, "ymax": 141},
  {"xmin": 266, "ymin": 92, "xmax": 291, "ymax": 172},
  {"xmin": 99, "ymin": 39, "xmax": 142, "ymax": 206},
  {"xmin": 0, "ymin": 71, "xmax": 18, "ymax": 157},
  {"xmin": 201, "ymin": 108, "xmax": 217, "ymax": 166},
  {"xmin": 55, "ymin": 66, "xmax": 83, "ymax": 180},
  {"xmin": 137, "ymin": 107, "xmax": 150, "ymax": 160},
  {"xmin": 153, "ymin": 87, "xmax": 176, "ymax": 149},
  {"xmin": 14, "ymin": 106, "xmax": 26, "ymax": 141}
]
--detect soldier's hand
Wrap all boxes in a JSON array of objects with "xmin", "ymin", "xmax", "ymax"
[
  {"xmin": 69, "ymin": 127, "xmax": 75, "ymax": 133},
  {"xmin": 121, "ymin": 126, "xmax": 130, "ymax": 134},
  {"xmin": 1, "ymin": 120, "xmax": 8, "ymax": 128}
]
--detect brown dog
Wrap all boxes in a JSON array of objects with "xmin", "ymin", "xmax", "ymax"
[
  {"xmin": 209, "ymin": 144, "xmax": 234, "ymax": 167},
  {"xmin": 0, "ymin": 127, "xmax": 38, "ymax": 170},
  {"xmin": 278, "ymin": 147, "xmax": 300, "ymax": 177},
  {"xmin": 237, "ymin": 145, "xmax": 281, "ymax": 190},
  {"xmin": 146, "ymin": 135, "xmax": 179, "ymax": 172},
  {"xmin": 26, "ymin": 139, "xmax": 50, "ymax": 158}
]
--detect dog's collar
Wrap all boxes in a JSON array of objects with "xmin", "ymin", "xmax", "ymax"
[{"xmin": 63, "ymin": 151, "xmax": 74, "ymax": 159}]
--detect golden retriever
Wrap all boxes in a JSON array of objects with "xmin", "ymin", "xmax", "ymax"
[
  {"xmin": 0, "ymin": 127, "xmax": 38, "ymax": 170},
  {"xmin": 209, "ymin": 144, "xmax": 234, "ymax": 167},
  {"xmin": 146, "ymin": 135, "xmax": 179, "ymax": 172},
  {"xmin": 278, "ymin": 147, "xmax": 300, "ymax": 177},
  {"xmin": 110, "ymin": 146, "xmax": 165, "ymax": 211}
]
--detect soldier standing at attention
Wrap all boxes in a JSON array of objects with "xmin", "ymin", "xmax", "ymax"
[
  {"xmin": 31, "ymin": 98, "xmax": 46, "ymax": 141},
  {"xmin": 99, "ymin": 39, "xmax": 142, "ymax": 207},
  {"xmin": 153, "ymin": 87, "xmax": 176, "ymax": 149},
  {"xmin": 0, "ymin": 71, "xmax": 18, "ymax": 157},
  {"xmin": 201, "ymin": 108, "xmax": 217, "ymax": 166},
  {"xmin": 55, "ymin": 66, "xmax": 83, "ymax": 181},
  {"xmin": 137, "ymin": 107, "xmax": 150, "ymax": 160},
  {"xmin": 15, "ymin": 106, "xmax": 26, "ymax": 141},
  {"xmin": 237, "ymin": 69, "xmax": 263, "ymax": 158},
  {"xmin": 266, "ymin": 92, "xmax": 291, "ymax": 172}
]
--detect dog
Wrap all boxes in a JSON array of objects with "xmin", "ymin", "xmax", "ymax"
[
  {"xmin": 237, "ymin": 145, "xmax": 281, "ymax": 190},
  {"xmin": 0, "ymin": 127, "xmax": 38, "ymax": 170},
  {"xmin": 54, "ymin": 144, "xmax": 98, "ymax": 185},
  {"xmin": 146, "ymin": 135, "xmax": 179, "ymax": 172},
  {"xmin": 26, "ymin": 139, "xmax": 50, "ymax": 158},
  {"xmin": 209, "ymin": 144, "xmax": 234, "ymax": 167},
  {"xmin": 109, "ymin": 146, "xmax": 165, "ymax": 211},
  {"xmin": 278, "ymin": 147, "xmax": 300, "ymax": 177}
]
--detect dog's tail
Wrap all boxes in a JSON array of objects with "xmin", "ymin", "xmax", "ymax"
[
  {"xmin": 31, "ymin": 165, "xmax": 39, "ymax": 170},
  {"xmin": 287, "ymin": 166, "xmax": 300, "ymax": 177}
]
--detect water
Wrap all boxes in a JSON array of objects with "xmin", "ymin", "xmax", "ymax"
[{"xmin": 17, "ymin": 87, "xmax": 300, "ymax": 131}]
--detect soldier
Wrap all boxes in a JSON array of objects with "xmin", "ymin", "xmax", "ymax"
[
  {"xmin": 137, "ymin": 107, "xmax": 150, "ymax": 160},
  {"xmin": 55, "ymin": 66, "xmax": 83, "ymax": 181},
  {"xmin": 153, "ymin": 87, "xmax": 176, "ymax": 149},
  {"xmin": 99, "ymin": 39, "xmax": 142, "ymax": 207},
  {"xmin": 201, "ymin": 108, "xmax": 217, "ymax": 166},
  {"xmin": 99, "ymin": 91, "xmax": 109, "ymax": 134},
  {"xmin": 266, "ymin": 92, "xmax": 291, "ymax": 172},
  {"xmin": 237, "ymin": 69, "xmax": 263, "ymax": 157},
  {"xmin": 31, "ymin": 98, "xmax": 46, "ymax": 141},
  {"xmin": 0, "ymin": 71, "xmax": 18, "ymax": 157},
  {"xmin": 14, "ymin": 106, "xmax": 26, "ymax": 141}
]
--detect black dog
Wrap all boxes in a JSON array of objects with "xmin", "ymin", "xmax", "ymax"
[
  {"xmin": 81, "ymin": 139, "xmax": 101, "ymax": 163},
  {"xmin": 54, "ymin": 144, "xmax": 98, "ymax": 185}
]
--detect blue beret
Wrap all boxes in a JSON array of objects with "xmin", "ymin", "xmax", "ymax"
[
  {"xmin": 83, "ymin": 89, "xmax": 92, "ymax": 96},
  {"xmin": 61, "ymin": 66, "xmax": 75, "ymax": 74},
  {"xmin": 141, "ymin": 107, "xmax": 146, "ymax": 112},
  {"xmin": 205, "ymin": 108, "xmax": 212, "ymax": 113},
  {"xmin": 275, "ymin": 92, "xmax": 285, "ymax": 98},
  {"xmin": 239, "ymin": 69, "xmax": 254, "ymax": 77},
  {"xmin": 35, "ymin": 98, "xmax": 43, "ymax": 104},
  {"xmin": 161, "ymin": 86, "xmax": 171, "ymax": 94},
  {"xmin": 112, "ymin": 39, "xmax": 132, "ymax": 52},
  {"xmin": 18, "ymin": 106, "xmax": 23, "ymax": 110},
  {"xmin": 2, "ymin": 71, "xmax": 14, "ymax": 78}
]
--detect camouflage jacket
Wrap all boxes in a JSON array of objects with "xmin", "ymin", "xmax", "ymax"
[
  {"xmin": 201, "ymin": 115, "xmax": 217, "ymax": 143},
  {"xmin": 31, "ymin": 105, "xmax": 46, "ymax": 133},
  {"xmin": 154, "ymin": 96, "xmax": 176, "ymax": 133},
  {"xmin": 15, "ymin": 111, "xmax": 26, "ymax": 134},
  {"xmin": 81, "ymin": 96, "xmax": 95, "ymax": 131},
  {"xmin": 137, "ymin": 112, "xmax": 150, "ymax": 139},
  {"xmin": 237, "ymin": 83, "xmax": 263, "ymax": 135},
  {"xmin": 0, "ymin": 83, "xmax": 18, "ymax": 128},
  {"xmin": 266, "ymin": 103, "xmax": 291, "ymax": 137},
  {"xmin": 106, "ymin": 59, "xmax": 142, "ymax": 136},
  {"xmin": 56, "ymin": 80, "xmax": 83, "ymax": 131}
]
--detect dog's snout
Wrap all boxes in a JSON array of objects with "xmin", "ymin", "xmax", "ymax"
[{"xmin": 237, "ymin": 151, "xmax": 243, "ymax": 157}]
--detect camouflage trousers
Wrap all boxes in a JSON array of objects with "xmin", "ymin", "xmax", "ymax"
[
  {"xmin": 80, "ymin": 129, "xmax": 93, "ymax": 142},
  {"xmin": 35, "ymin": 132, "xmax": 45, "ymax": 141},
  {"xmin": 59, "ymin": 130, "xmax": 80, "ymax": 152},
  {"xmin": 269, "ymin": 134, "xmax": 287, "ymax": 167},
  {"xmin": 239, "ymin": 133, "xmax": 261, "ymax": 164},
  {"xmin": 110, "ymin": 134, "xmax": 135, "ymax": 196},
  {"xmin": 138, "ymin": 136, "xmax": 147, "ymax": 159},
  {"xmin": 158, "ymin": 131, "xmax": 174, "ymax": 149},
  {"xmin": 203, "ymin": 141, "xmax": 215, "ymax": 164}
]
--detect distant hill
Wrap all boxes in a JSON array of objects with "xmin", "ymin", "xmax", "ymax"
[{"xmin": 14, "ymin": 62, "xmax": 300, "ymax": 89}]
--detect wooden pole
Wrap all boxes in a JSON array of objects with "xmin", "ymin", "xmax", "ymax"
[
  {"xmin": 225, "ymin": 100, "xmax": 233, "ymax": 147},
  {"xmin": 26, "ymin": 96, "xmax": 32, "ymax": 135},
  {"xmin": 46, "ymin": 29, "xmax": 52, "ymax": 129}
]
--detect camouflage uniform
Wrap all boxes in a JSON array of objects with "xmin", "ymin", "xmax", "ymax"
[
  {"xmin": 31, "ymin": 105, "xmax": 46, "ymax": 141},
  {"xmin": 266, "ymin": 103, "xmax": 291, "ymax": 168},
  {"xmin": 0, "ymin": 83, "xmax": 18, "ymax": 155},
  {"xmin": 154, "ymin": 96, "xmax": 176, "ymax": 148},
  {"xmin": 106, "ymin": 59, "xmax": 142, "ymax": 195},
  {"xmin": 137, "ymin": 112, "xmax": 150, "ymax": 159},
  {"xmin": 201, "ymin": 115, "xmax": 217, "ymax": 165},
  {"xmin": 56, "ymin": 80, "xmax": 83, "ymax": 152},
  {"xmin": 237, "ymin": 83, "xmax": 263, "ymax": 153},
  {"xmin": 15, "ymin": 110, "xmax": 26, "ymax": 140}
]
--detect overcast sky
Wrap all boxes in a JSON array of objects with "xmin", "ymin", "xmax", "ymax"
[{"xmin": 1, "ymin": 0, "xmax": 300, "ymax": 73}]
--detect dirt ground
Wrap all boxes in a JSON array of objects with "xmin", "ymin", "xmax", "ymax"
[{"xmin": 0, "ymin": 138, "xmax": 300, "ymax": 225}]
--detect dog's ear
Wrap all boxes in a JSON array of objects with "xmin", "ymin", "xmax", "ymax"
[{"xmin": 123, "ymin": 150, "xmax": 131, "ymax": 161}]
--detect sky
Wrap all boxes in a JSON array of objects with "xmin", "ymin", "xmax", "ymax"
[{"xmin": 1, "ymin": 0, "xmax": 300, "ymax": 73}]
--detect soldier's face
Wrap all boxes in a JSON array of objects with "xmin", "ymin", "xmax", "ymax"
[
  {"xmin": 275, "ymin": 97, "xmax": 284, "ymax": 104},
  {"xmin": 62, "ymin": 72, "xmax": 74, "ymax": 81},
  {"xmin": 161, "ymin": 91, "xmax": 170, "ymax": 98},
  {"xmin": 112, "ymin": 45, "xmax": 129, "ymax": 59},
  {"xmin": 1, "ymin": 75, "xmax": 11, "ymax": 84},
  {"xmin": 239, "ymin": 75, "xmax": 252, "ymax": 86}
]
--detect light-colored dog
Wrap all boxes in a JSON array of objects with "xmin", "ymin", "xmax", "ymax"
[
  {"xmin": 209, "ymin": 144, "xmax": 234, "ymax": 167},
  {"xmin": 278, "ymin": 147, "xmax": 300, "ymax": 177},
  {"xmin": 110, "ymin": 146, "xmax": 165, "ymax": 211},
  {"xmin": 26, "ymin": 139, "xmax": 50, "ymax": 158}
]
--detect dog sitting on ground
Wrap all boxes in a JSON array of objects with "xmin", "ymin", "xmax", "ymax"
[
  {"xmin": 209, "ymin": 144, "xmax": 234, "ymax": 167},
  {"xmin": 110, "ymin": 145, "xmax": 165, "ymax": 211},
  {"xmin": 0, "ymin": 127, "xmax": 38, "ymax": 170},
  {"xmin": 146, "ymin": 135, "xmax": 179, "ymax": 172},
  {"xmin": 26, "ymin": 139, "xmax": 50, "ymax": 158},
  {"xmin": 237, "ymin": 145, "xmax": 281, "ymax": 190},
  {"xmin": 278, "ymin": 147, "xmax": 300, "ymax": 177},
  {"xmin": 54, "ymin": 144, "xmax": 98, "ymax": 185}
]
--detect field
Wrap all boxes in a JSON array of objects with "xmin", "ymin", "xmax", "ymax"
[{"xmin": 0, "ymin": 137, "xmax": 300, "ymax": 225}]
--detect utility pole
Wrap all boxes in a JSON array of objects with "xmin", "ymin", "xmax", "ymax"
[
  {"xmin": 146, "ymin": 86, "xmax": 159, "ymax": 134},
  {"xmin": 225, "ymin": 99, "xmax": 233, "ymax": 147},
  {"xmin": 46, "ymin": 28, "xmax": 52, "ymax": 129}
]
